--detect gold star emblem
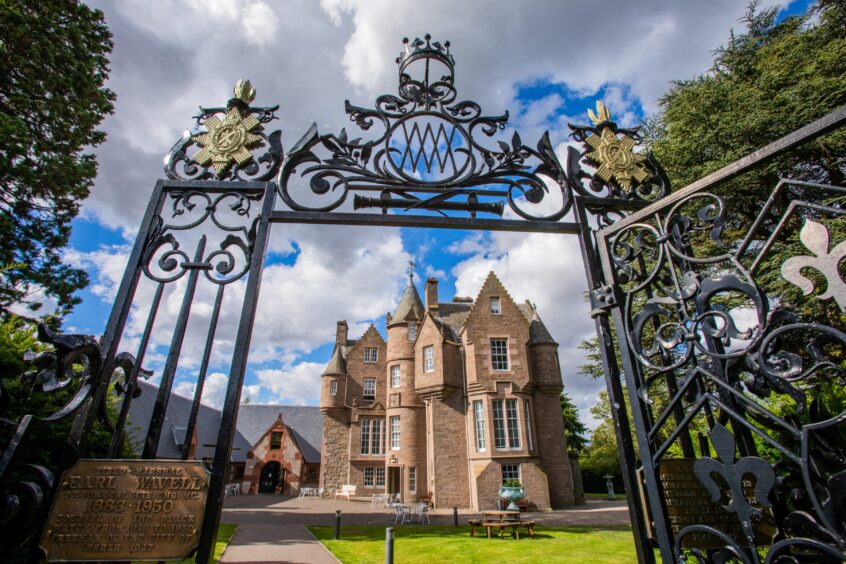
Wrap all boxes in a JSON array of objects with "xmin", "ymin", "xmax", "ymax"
[
  {"xmin": 192, "ymin": 81, "xmax": 262, "ymax": 174},
  {"xmin": 583, "ymin": 102, "xmax": 650, "ymax": 191}
]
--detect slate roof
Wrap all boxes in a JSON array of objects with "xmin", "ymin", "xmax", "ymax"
[
  {"xmin": 393, "ymin": 281, "xmax": 424, "ymax": 322},
  {"xmin": 126, "ymin": 381, "xmax": 322, "ymax": 464},
  {"xmin": 236, "ymin": 404, "xmax": 323, "ymax": 464},
  {"xmin": 528, "ymin": 309, "xmax": 557, "ymax": 345},
  {"xmin": 323, "ymin": 346, "xmax": 346, "ymax": 375},
  {"xmin": 436, "ymin": 301, "xmax": 472, "ymax": 334}
]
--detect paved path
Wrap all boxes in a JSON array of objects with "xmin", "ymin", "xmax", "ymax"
[{"xmin": 219, "ymin": 495, "xmax": 630, "ymax": 563}]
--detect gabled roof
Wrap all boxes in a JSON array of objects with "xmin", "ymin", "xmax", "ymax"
[
  {"xmin": 126, "ymin": 381, "xmax": 323, "ymax": 464},
  {"xmin": 236, "ymin": 404, "xmax": 323, "ymax": 464},
  {"xmin": 436, "ymin": 301, "xmax": 472, "ymax": 334},
  {"xmin": 393, "ymin": 280, "xmax": 424, "ymax": 322},
  {"xmin": 127, "ymin": 380, "xmax": 251, "ymax": 462}
]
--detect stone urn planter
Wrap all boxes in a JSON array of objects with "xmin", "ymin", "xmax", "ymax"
[{"xmin": 498, "ymin": 483, "xmax": 524, "ymax": 511}]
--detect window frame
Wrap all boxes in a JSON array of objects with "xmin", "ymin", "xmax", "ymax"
[
  {"xmin": 360, "ymin": 418, "xmax": 384, "ymax": 455},
  {"xmin": 506, "ymin": 399, "xmax": 521, "ymax": 449},
  {"xmin": 330, "ymin": 379, "xmax": 338, "ymax": 396},
  {"xmin": 364, "ymin": 347, "xmax": 378, "ymax": 363},
  {"xmin": 492, "ymin": 400, "xmax": 507, "ymax": 450},
  {"xmin": 376, "ymin": 467, "xmax": 386, "ymax": 487},
  {"xmin": 473, "ymin": 400, "xmax": 486, "ymax": 452},
  {"xmin": 390, "ymin": 365, "xmax": 401, "ymax": 388},
  {"xmin": 501, "ymin": 464, "xmax": 520, "ymax": 484},
  {"xmin": 409, "ymin": 467, "xmax": 416, "ymax": 493},
  {"xmin": 407, "ymin": 322, "xmax": 417, "ymax": 341},
  {"xmin": 490, "ymin": 296, "xmax": 501, "ymax": 314},
  {"xmin": 269, "ymin": 431, "xmax": 283, "ymax": 450},
  {"xmin": 490, "ymin": 338, "xmax": 509, "ymax": 371},
  {"xmin": 524, "ymin": 399, "xmax": 533, "ymax": 451},
  {"xmin": 364, "ymin": 467, "xmax": 374, "ymax": 487},
  {"xmin": 390, "ymin": 416, "xmax": 401, "ymax": 450},
  {"xmin": 423, "ymin": 345, "xmax": 435, "ymax": 373},
  {"xmin": 363, "ymin": 377, "xmax": 376, "ymax": 399}
]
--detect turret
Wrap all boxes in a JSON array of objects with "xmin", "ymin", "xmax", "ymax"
[{"xmin": 320, "ymin": 345, "xmax": 347, "ymax": 413}]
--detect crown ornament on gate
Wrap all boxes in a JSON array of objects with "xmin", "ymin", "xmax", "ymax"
[
  {"xmin": 278, "ymin": 36, "xmax": 573, "ymax": 221},
  {"xmin": 165, "ymin": 79, "xmax": 282, "ymax": 182}
]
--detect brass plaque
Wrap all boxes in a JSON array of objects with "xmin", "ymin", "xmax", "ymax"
[
  {"xmin": 659, "ymin": 459, "xmax": 775, "ymax": 549},
  {"xmin": 40, "ymin": 459, "xmax": 209, "ymax": 562}
]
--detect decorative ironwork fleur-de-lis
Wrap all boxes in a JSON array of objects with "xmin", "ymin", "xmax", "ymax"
[
  {"xmin": 781, "ymin": 219, "xmax": 846, "ymax": 313},
  {"xmin": 694, "ymin": 423, "xmax": 775, "ymax": 549}
]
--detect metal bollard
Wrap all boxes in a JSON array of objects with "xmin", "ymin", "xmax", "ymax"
[
  {"xmin": 386, "ymin": 527, "xmax": 394, "ymax": 564},
  {"xmin": 334, "ymin": 510, "xmax": 341, "ymax": 540},
  {"xmin": 453, "ymin": 507, "xmax": 458, "ymax": 527}
]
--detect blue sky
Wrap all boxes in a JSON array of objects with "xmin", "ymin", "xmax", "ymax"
[{"xmin": 49, "ymin": 0, "xmax": 812, "ymax": 428}]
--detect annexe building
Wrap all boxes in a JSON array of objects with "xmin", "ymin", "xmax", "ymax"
[
  {"xmin": 128, "ymin": 381, "xmax": 323, "ymax": 496},
  {"xmin": 319, "ymin": 272, "xmax": 579, "ymax": 510}
]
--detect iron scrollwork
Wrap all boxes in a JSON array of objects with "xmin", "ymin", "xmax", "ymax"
[
  {"xmin": 0, "ymin": 325, "xmax": 146, "ymax": 554},
  {"xmin": 165, "ymin": 80, "xmax": 283, "ymax": 182},
  {"xmin": 278, "ymin": 35, "xmax": 571, "ymax": 221},
  {"xmin": 600, "ymin": 176, "xmax": 846, "ymax": 562}
]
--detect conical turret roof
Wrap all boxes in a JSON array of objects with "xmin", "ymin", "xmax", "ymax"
[
  {"xmin": 528, "ymin": 309, "xmax": 557, "ymax": 345},
  {"xmin": 322, "ymin": 346, "xmax": 346, "ymax": 375},
  {"xmin": 392, "ymin": 279, "xmax": 424, "ymax": 323}
]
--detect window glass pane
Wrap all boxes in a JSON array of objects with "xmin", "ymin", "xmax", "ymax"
[
  {"xmin": 364, "ymin": 378, "xmax": 376, "ymax": 398},
  {"xmin": 490, "ymin": 297, "xmax": 501, "ymax": 314},
  {"xmin": 360, "ymin": 419, "xmax": 371, "ymax": 454},
  {"xmin": 524, "ymin": 400, "xmax": 533, "ymax": 451},
  {"xmin": 364, "ymin": 467, "xmax": 374, "ymax": 487},
  {"xmin": 376, "ymin": 467, "xmax": 386, "ymax": 487},
  {"xmin": 409, "ymin": 467, "xmax": 416, "ymax": 492},
  {"xmin": 501, "ymin": 464, "xmax": 520, "ymax": 484},
  {"xmin": 492, "ymin": 400, "xmax": 506, "ymax": 449},
  {"xmin": 364, "ymin": 347, "xmax": 378, "ymax": 363},
  {"xmin": 423, "ymin": 346, "xmax": 434, "ymax": 372},
  {"xmin": 490, "ymin": 339, "xmax": 508, "ymax": 371},
  {"xmin": 372, "ymin": 419, "xmax": 383, "ymax": 455},
  {"xmin": 390, "ymin": 416, "xmax": 401, "ymax": 450},
  {"xmin": 391, "ymin": 365, "xmax": 400, "ymax": 388},
  {"xmin": 270, "ymin": 432, "xmax": 282, "ymax": 449},
  {"xmin": 330, "ymin": 380, "xmax": 337, "ymax": 396},
  {"xmin": 473, "ymin": 400, "xmax": 486, "ymax": 452},
  {"xmin": 408, "ymin": 323, "xmax": 417, "ymax": 341},
  {"xmin": 506, "ymin": 399, "xmax": 520, "ymax": 449}
]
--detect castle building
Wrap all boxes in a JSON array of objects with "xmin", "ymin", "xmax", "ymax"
[{"xmin": 319, "ymin": 272, "xmax": 579, "ymax": 510}]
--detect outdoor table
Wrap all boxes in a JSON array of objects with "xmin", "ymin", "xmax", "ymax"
[{"xmin": 482, "ymin": 510, "xmax": 520, "ymax": 522}]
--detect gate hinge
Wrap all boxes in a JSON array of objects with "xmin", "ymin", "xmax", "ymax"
[{"xmin": 590, "ymin": 284, "xmax": 618, "ymax": 318}]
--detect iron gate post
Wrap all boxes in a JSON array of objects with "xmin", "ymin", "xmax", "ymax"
[
  {"xmin": 573, "ymin": 196, "xmax": 656, "ymax": 564},
  {"xmin": 194, "ymin": 181, "xmax": 277, "ymax": 563}
]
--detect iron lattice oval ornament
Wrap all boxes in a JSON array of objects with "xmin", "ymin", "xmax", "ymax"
[{"xmin": 385, "ymin": 113, "xmax": 471, "ymax": 184}]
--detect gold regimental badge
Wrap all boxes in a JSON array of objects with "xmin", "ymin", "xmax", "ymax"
[
  {"xmin": 192, "ymin": 80, "xmax": 262, "ymax": 174},
  {"xmin": 584, "ymin": 101, "xmax": 649, "ymax": 191}
]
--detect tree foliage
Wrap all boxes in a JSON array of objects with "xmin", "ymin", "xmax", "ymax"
[
  {"xmin": 646, "ymin": 1, "xmax": 846, "ymax": 196},
  {"xmin": 560, "ymin": 391, "xmax": 588, "ymax": 453},
  {"xmin": 0, "ymin": 0, "xmax": 114, "ymax": 315}
]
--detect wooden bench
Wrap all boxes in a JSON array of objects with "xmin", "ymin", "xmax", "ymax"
[
  {"xmin": 334, "ymin": 484, "xmax": 356, "ymax": 500},
  {"xmin": 468, "ymin": 519, "xmax": 536, "ymax": 539}
]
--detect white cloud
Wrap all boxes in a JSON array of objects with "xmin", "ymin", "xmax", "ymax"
[
  {"xmin": 256, "ymin": 362, "xmax": 325, "ymax": 405},
  {"xmin": 174, "ymin": 372, "xmax": 257, "ymax": 409}
]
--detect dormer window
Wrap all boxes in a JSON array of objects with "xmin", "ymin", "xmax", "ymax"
[
  {"xmin": 364, "ymin": 347, "xmax": 378, "ymax": 363},
  {"xmin": 270, "ymin": 431, "xmax": 283, "ymax": 449},
  {"xmin": 408, "ymin": 322, "xmax": 417, "ymax": 341},
  {"xmin": 490, "ymin": 297, "xmax": 501, "ymax": 314}
]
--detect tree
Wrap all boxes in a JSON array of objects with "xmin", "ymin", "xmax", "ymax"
[
  {"xmin": 0, "ymin": 0, "xmax": 114, "ymax": 315},
  {"xmin": 646, "ymin": 1, "xmax": 846, "ymax": 195},
  {"xmin": 560, "ymin": 391, "xmax": 588, "ymax": 453}
]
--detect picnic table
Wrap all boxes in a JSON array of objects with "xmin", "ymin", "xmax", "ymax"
[{"xmin": 469, "ymin": 510, "xmax": 536, "ymax": 539}]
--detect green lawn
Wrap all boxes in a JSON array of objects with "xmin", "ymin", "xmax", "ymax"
[
  {"xmin": 309, "ymin": 525, "xmax": 640, "ymax": 563},
  {"xmin": 176, "ymin": 524, "xmax": 238, "ymax": 564}
]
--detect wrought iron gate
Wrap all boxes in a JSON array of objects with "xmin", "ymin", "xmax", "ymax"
[{"xmin": 0, "ymin": 35, "xmax": 844, "ymax": 563}]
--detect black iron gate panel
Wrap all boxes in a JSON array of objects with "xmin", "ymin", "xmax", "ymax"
[{"xmin": 593, "ymin": 108, "xmax": 846, "ymax": 562}]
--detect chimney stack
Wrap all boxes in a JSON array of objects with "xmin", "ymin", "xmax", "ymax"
[
  {"xmin": 425, "ymin": 278, "xmax": 439, "ymax": 315},
  {"xmin": 335, "ymin": 320, "xmax": 348, "ymax": 347}
]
